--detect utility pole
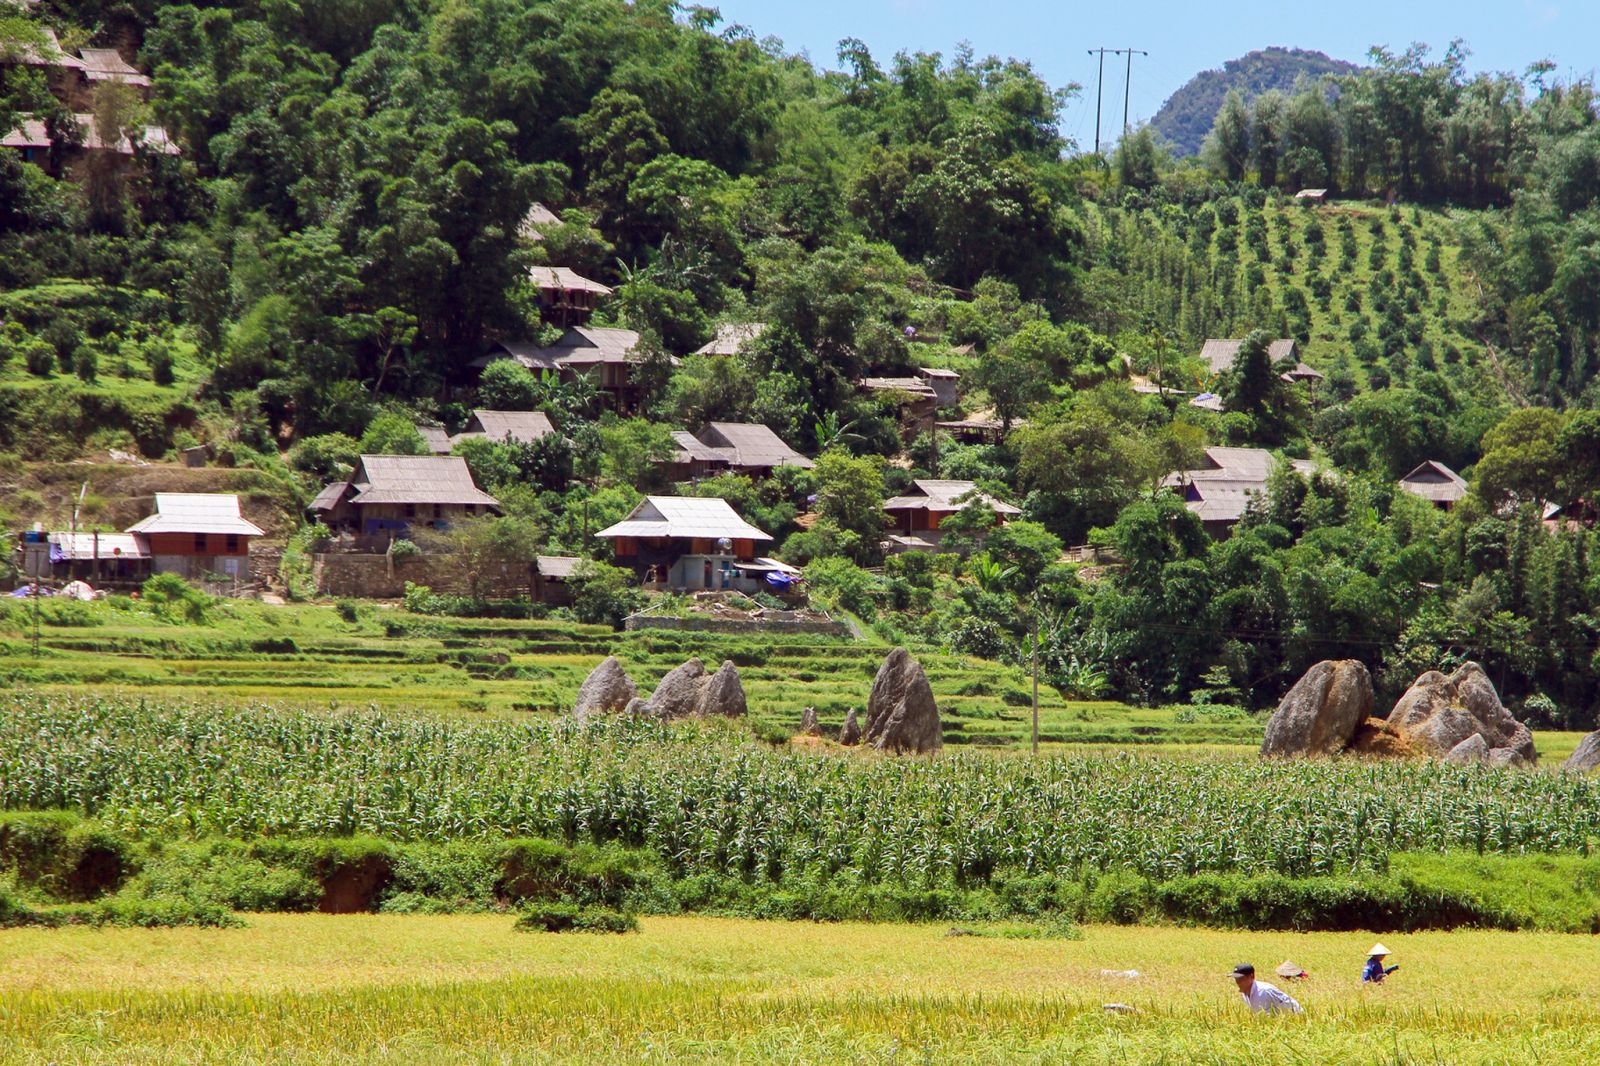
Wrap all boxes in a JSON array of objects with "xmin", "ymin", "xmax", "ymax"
[{"xmin": 1086, "ymin": 47, "xmax": 1147, "ymax": 155}]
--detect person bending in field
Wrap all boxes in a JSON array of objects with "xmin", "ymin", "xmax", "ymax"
[
  {"xmin": 1363, "ymin": 944, "xmax": 1400, "ymax": 983},
  {"xmin": 1231, "ymin": 963, "xmax": 1303, "ymax": 1015}
]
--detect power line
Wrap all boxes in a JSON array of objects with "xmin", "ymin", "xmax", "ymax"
[{"xmin": 1086, "ymin": 47, "xmax": 1147, "ymax": 154}]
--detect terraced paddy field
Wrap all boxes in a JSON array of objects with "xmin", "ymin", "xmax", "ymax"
[
  {"xmin": 0, "ymin": 599, "xmax": 1272, "ymax": 749},
  {"xmin": 0, "ymin": 914, "xmax": 1594, "ymax": 1064}
]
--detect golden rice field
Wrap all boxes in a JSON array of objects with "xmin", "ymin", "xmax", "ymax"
[{"xmin": 0, "ymin": 914, "xmax": 1594, "ymax": 1064}]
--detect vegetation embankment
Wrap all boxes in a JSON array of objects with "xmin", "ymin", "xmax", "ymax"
[{"xmin": 3, "ymin": 694, "xmax": 1599, "ymax": 932}]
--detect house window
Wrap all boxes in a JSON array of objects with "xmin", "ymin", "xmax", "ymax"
[
  {"xmin": 226, "ymin": 534, "xmax": 240, "ymax": 554},
  {"xmin": 193, "ymin": 533, "xmax": 206, "ymax": 552},
  {"xmin": 404, "ymin": 504, "xmax": 416, "ymax": 519}
]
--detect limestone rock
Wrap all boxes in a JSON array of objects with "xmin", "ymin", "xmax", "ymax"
[
  {"xmin": 865, "ymin": 648, "xmax": 942, "ymax": 754},
  {"xmin": 1486, "ymin": 746, "xmax": 1524, "ymax": 768},
  {"xmin": 839, "ymin": 708, "xmax": 861, "ymax": 746},
  {"xmin": 1563, "ymin": 732, "xmax": 1600, "ymax": 773},
  {"xmin": 623, "ymin": 697, "xmax": 650, "ymax": 717},
  {"xmin": 695, "ymin": 660, "xmax": 747, "ymax": 718},
  {"xmin": 648, "ymin": 658, "xmax": 707, "ymax": 720},
  {"xmin": 1386, "ymin": 663, "xmax": 1537, "ymax": 766},
  {"xmin": 800, "ymin": 707, "xmax": 821, "ymax": 737},
  {"xmin": 1443, "ymin": 733, "xmax": 1489, "ymax": 765},
  {"xmin": 572, "ymin": 656, "xmax": 636, "ymax": 719},
  {"xmin": 1260, "ymin": 660, "xmax": 1374, "ymax": 758}
]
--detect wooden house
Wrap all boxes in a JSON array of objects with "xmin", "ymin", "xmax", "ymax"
[
  {"xmin": 595, "ymin": 496, "xmax": 794, "ymax": 592},
  {"xmin": 1199, "ymin": 338, "xmax": 1324, "ymax": 385},
  {"xmin": 528, "ymin": 265, "xmax": 612, "ymax": 326},
  {"xmin": 533, "ymin": 555, "xmax": 579, "ymax": 606},
  {"xmin": 663, "ymin": 421, "xmax": 812, "ymax": 482},
  {"xmin": 125, "ymin": 493, "xmax": 264, "ymax": 580},
  {"xmin": 19, "ymin": 531, "xmax": 150, "ymax": 585},
  {"xmin": 477, "ymin": 327, "xmax": 668, "ymax": 414},
  {"xmin": 1398, "ymin": 460, "xmax": 1468, "ymax": 511},
  {"xmin": 1162, "ymin": 446, "xmax": 1317, "ymax": 537},
  {"xmin": 451, "ymin": 409, "xmax": 558, "ymax": 448},
  {"xmin": 859, "ymin": 377, "xmax": 939, "ymax": 435},
  {"xmin": 881, "ymin": 480, "xmax": 1021, "ymax": 551},
  {"xmin": 311, "ymin": 455, "xmax": 500, "ymax": 538}
]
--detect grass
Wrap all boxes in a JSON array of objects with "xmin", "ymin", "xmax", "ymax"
[{"xmin": 0, "ymin": 914, "xmax": 1595, "ymax": 1063}]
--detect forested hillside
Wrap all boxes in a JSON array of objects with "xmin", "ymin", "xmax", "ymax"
[
  {"xmin": 1150, "ymin": 47, "xmax": 1359, "ymax": 157},
  {"xmin": 4, "ymin": 3, "xmax": 1600, "ymax": 723}
]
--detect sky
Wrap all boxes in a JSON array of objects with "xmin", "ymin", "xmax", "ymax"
[{"xmin": 709, "ymin": 0, "xmax": 1596, "ymax": 150}]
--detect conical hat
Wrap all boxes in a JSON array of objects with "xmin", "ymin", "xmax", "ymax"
[
  {"xmin": 1275, "ymin": 960, "xmax": 1305, "ymax": 977},
  {"xmin": 1366, "ymin": 942, "xmax": 1391, "ymax": 956}
]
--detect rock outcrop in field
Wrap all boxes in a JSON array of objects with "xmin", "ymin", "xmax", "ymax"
[
  {"xmin": 572, "ymin": 657, "xmax": 637, "ymax": 719},
  {"xmin": 1262, "ymin": 660, "xmax": 1535, "ymax": 767},
  {"xmin": 865, "ymin": 648, "xmax": 941, "ymax": 754},
  {"xmin": 839, "ymin": 708, "xmax": 861, "ymax": 746},
  {"xmin": 1386, "ymin": 663, "xmax": 1536, "ymax": 767},
  {"xmin": 1564, "ymin": 732, "xmax": 1600, "ymax": 773},
  {"xmin": 646, "ymin": 658, "xmax": 748, "ymax": 719},
  {"xmin": 1260, "ymin": 659, "xmax": 1373, "ymax": 757}
]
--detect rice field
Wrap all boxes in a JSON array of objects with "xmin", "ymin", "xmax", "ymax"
[{"xmin": 0, "ymin": 914, "xmax": 1594, "ymax": 1064}]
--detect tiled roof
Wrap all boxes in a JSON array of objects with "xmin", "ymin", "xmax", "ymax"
[
  {"xmin": 348, "ymin": 455, "xmax": 500, "ymax": 507},
  {"xmin": 670, "ymin": 431, "xmax": 735, "ymax": 465},
  {"xmin": 519, "ymin": 202, "xmax": 561, "ymax": 241},
  {"xmin": 78, "ymin": 48, "xmax": 151, "ymax": 86},
  {"xmin": 126, "ymin": 494, "xmax": 265, "ymax": 536},
  {"xmin": 528, "ymin": 265, "xmax": 613, "ymax": 296},
  {"xmin": 1200, "ymin": 338, "xmax": 1320, "ymax": 381},
  {"xmin": 310, "ymin": 481, "xmax": 349, "ymax": 511},
  {"xmin": 1398, "ymin": 461, "xmax": 1469, "ymax": 503},
  {"xmin": 536, "ymin": 555, "xmax": 582, "ymax": 578},
  {"xmin": 416, "ymin": 425, "xmax": 453, "ymax": 455},
  {"xmin": 595, "ymin": 496, "xmax": 772, "ymax": 542},
  {"xmin": 459, "ymin": 410, "xmax": 556, "ymax": 445}
]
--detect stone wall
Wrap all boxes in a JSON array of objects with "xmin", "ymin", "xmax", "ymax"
[
  {"xmin": 313, "ymin": 553, "xmax": 535, "ymax": 599},
  {"xmin": 624, "ymin": 614, "xmax": 852, "ymax": 637}
]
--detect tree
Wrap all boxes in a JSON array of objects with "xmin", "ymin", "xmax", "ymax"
[
  {"xmin": 813, "ymin": 448, "xmax": 887, "ymax": 563},
  {"xmin": 358, "ymin": 412, "xmax": 428, "ymax": 456},
  {"xmin": 477, "ymin": 360, "xmax": 542, "ymax": 410},
  {"xmin": 1251, "ymin": 90, "xmax": 1287, "ymax": 188},
  {"xmin": 1114, "ymin": 126, "xmax": 1164, "ymax": 191},
  {"xmin": 1474, "ymin": 407, "xmax": 1565, "ymax": 508},
  {"xmin": 413, "ymin": 516, "xmax": 542, "ymax": 600},
  {"xmin": 566, "ymin": 559, "xmax": 645, "ymax": 627},
  {"xmin": 1205, "ymin": 89, "xmax": 1251, "ymax": 182}
]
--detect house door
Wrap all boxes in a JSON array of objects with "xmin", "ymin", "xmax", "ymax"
[{"xmin": 702, "ymin": 559, "xmax": 712, "ymax": 588}]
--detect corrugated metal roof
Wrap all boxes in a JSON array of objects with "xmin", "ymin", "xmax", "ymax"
[
  {"xmin": 416, "ymin": 425, "xmax": 453, "ymax": 454},
  {"xmin": 310, "ymin": 481, "xmax": 349, "ymax": 511},
  {"xmin": 1399, "ymin": 461, "xmax": 1468, "ymax": 503},
  {"xmin": 459, "ymin": 410, "xmax": 556, "ymax": 444},
  {"xmin": 529, "ymin": 265, "xmax": 613, "ymax": 296},
  {"xmin": 700, "ymin": 422, "xmax": 813, "ymax": 469},
  {"xmin": 694, "ymin": 322, "xmax": 766, "ymax": 356},
  {"xmin": 348, "ymin": 456, "xmax": 501, "ymax": 507},
  {"xmin": 519, "ymin": 202, "xmax": 561, "ymax": 241},
  {"xmin": 918, "ymin": 366, "xmax": 960, "ymax": 379},
  {"xmin": 78, "ymin": 48, "xmax": 151, "ymax": 86},
  {"xmin": 595, "ymin": 496, "xmax": 772, "ymax": 542},
  {"xmin": 670, "ymin": 431, "xmax": 735, "ymax": 464},
  {"xmin": 1200, "ymin": 338, "xmax": 1320, "ymax": 381},
  {"xmin": 11, "ymin": 28, "xmax": 85, "ymax": 69},
  {"xmin": 860, "ymin": 377, "xmax": 937, "ymax": 398},
  {"xmin": 883, "ymin": 480, "xmax": 1021, "ymax": 515},
  {"xmin": 49, "ymin": 532, "xmax": 147, "ymax": 560},
  {"xmin": 536, "ymin": 555, "xmax": 582, "ymax": 578},
  {"xmin": 126, "ymin": 494, "xmax": 265, "ymax": 536}
]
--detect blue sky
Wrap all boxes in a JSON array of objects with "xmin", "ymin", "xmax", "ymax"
[{"xmin": 710, "ymin": 1, "xmax": 1594, "ymax": 149}]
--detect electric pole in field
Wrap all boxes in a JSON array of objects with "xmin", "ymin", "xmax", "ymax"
[{"xmin": 1087, "ymin": 47, "xmax": 1147, "ymax": 155}]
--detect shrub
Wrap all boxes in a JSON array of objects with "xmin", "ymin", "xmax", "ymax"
[
  {"xmin": 74, "ymin": 344, "xmax": 98, "ymax": 383},
  {"xmin": 0, "ymin": 811, "xmax": 129, "ymax": 901},
  {"xmin": 1087, "ymin": 869, "xmax": 1151, "ymax": 924},
  {"xmin": 336, "ymin": 599, "xmax": 361, "ymax": 624},
  {"xmin": 566, "ymin": 560, "xmax": 643, "ymax": 627},
  {"xmin": 514, "ymin": 902, "xmax": 638, "ymax": 933},
  {"xmin": 140, "ymin": 572, "xmax": 213, "ymax": 624},
  {"xmin": 147, "ymin": 346, "xmax": 175, "ymax": 386},
  {"xmin": 803, "ymin": 556, "xmax": 879, "ymax": 619},
  {"xmin": 24, "ymin": 340, "xmax": 54, "ymax": 377}
]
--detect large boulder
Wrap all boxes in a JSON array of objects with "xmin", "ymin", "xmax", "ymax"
[
  {"xmin": 1564, "ymin": 732, "xmax": 1600, "ymax": 773},
  {"xmin": 1386, "ymin": 663, "xmax": 1537, "ymax": 766},
  {"xmin": 1443, "ymin": 733, "xmax": 1489, "ymax": 765},
  {"xmin": 800, "ymin": 707, "xmax": 821, "ymax": 737},
  {"xmin": 1260, "ymin": 660, "xmax": 1374, "ymax": 758},
  {"xmin": 839, "ymin": 709, "xmax": 861, "ymax": 746},
  {"xmin": 695, "ymin": 660, "xmax": 747, "ymax": 718},
  {"xmin": 572, "ymin": 656, "xmax": 636, "ymax": 719},
  {"xmin": 864, "ymin": 648, "xmax": 942, "ymax": 754},
  {"xmin": 648, "ymin": 658, "xmax": 707, "ymax": 720}
]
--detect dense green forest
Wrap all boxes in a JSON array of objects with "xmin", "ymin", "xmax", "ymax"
[{"xmin": 4, "ymin": 2, "xmax": 1600, "ymax": 725}]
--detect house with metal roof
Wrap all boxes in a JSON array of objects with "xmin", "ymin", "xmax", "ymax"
[
  {"xmin": 662, "ymin": 422, "xmax": 812, "ymax": 481},
  {"xmin": 1398, "ymin": 460, "xmax": 1468, "ymax": 510},
  {"xmin": 1162, "ymin": 447, "xmax": 1318, "ymax": 536},
  {"xmin": 882, "ymin": 480, "xmax": 1021, "ymax": 551},
  {"xmin": 19, "ymin": 530, "xmax": 151, "ymax": 584},
  {"xmin": 476, "ymin": 326, "xmax": 667, "ymax": 413},
  {"xmin": 693, "ymin": 322, "xmax": 766, "ymax": 357},
  {"xmin": 451, "ymin": 410, "xmax": 558, "ymax": 448},
  {"xmin": 1199, "ymin": 338, "xmax": 1324, "ymax": 385},
  {"xmin": 595, "ymin": 496, "xmax": 792, "ymax": 592},
  {"xmin": 528, "ymin": 265, "xmax": 612, "ymax": 326},
  {"xmin": 311, "ymin": 455, "xmax": 500, "ymax": 537},
  {"xmin": 859, "ymin": 376, "xmax": 939, "ymax": 434},
  {"xmin": 125, "ymin": 493, "xmax": 265, "ymax": 580}
]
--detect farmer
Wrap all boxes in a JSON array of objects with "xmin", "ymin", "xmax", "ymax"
[
  {"xmin": 1231, "ymin": 963, "xmax": 1303, "ymax": 1015},
  {"xmin": 1363, "ymin": 944, "xmax": 1400, "ymax": 983}
]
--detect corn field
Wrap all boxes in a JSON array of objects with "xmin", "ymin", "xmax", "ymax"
[{"xmin": 3, "ymin": 693, "xmax": 1597, "ymax": 883}]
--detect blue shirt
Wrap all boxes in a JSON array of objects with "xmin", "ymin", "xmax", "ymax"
[{"xmin": 1363, "ymin": 957, "xmax": 1391, "ymax": 982}]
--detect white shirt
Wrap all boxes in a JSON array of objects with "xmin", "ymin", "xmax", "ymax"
[{"xmin": 1241, "ymin": 979, "xmax": 1303, "ymax": 1015}]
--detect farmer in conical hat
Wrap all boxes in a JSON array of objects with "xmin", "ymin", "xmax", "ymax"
[
  {"xmin": 1362, "ymin": 943, "xmax": 1399, "ymax": 983},
  {"xmin": 1275, "ymin": 960, "xmax": 1307, "ymax": 980}
]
